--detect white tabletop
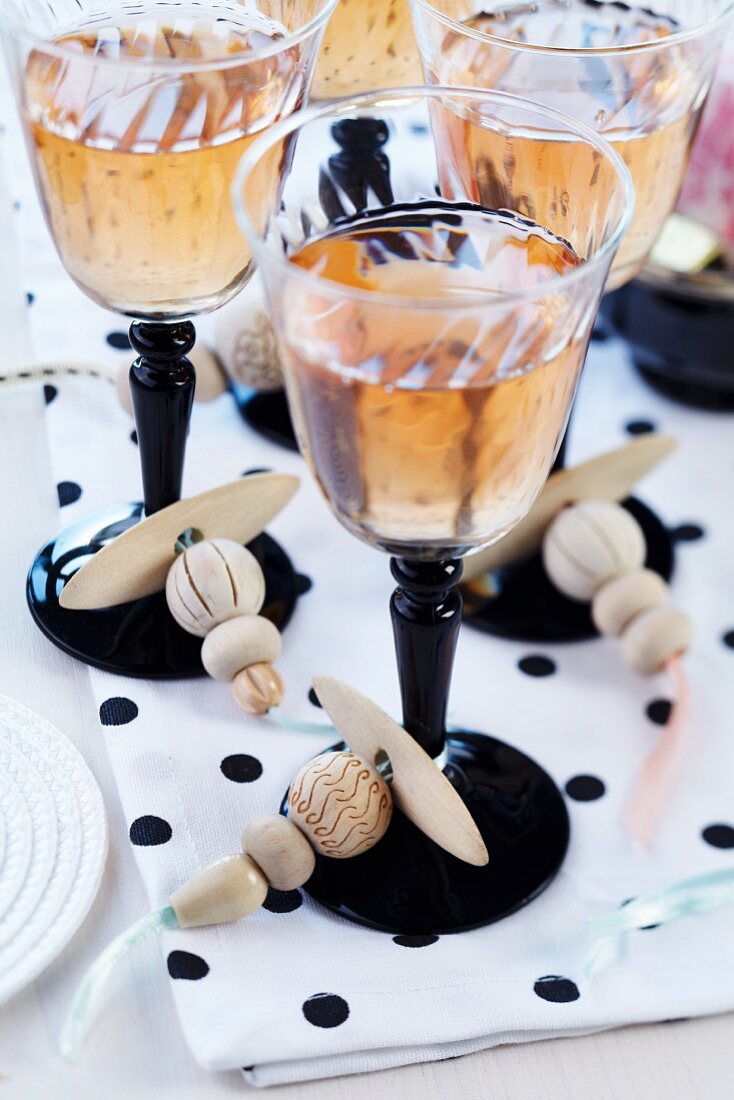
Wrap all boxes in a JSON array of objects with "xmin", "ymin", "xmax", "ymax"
[{"xmin": 0, "ymin": 107, "xmax": 731, "ymax": 1100}]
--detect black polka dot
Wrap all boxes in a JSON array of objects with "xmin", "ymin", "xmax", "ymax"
[
  {"xmin": 130, "ymin": 430, "xmax": 138, "ymax": 445},
  {"xmin": 308, "ymin": 687, "xmax": 322, "ymax": 708},
  {"xmin": 646, "ymin": 699, "xmax": 672, "ymax": 726},
  {"xmin": 295, "ymin": 574, "xmax": 313, "ymax": 596},
  {"xmin": 129, "ymin": 815, "xmax": 172, "ymax": 846},
  {"xmin": 220, "ymin": 754, "xmax": 263, "ymax": 783},
  {"xmin": 565, "ymin": 775, "xmax": 606, "ymax": 802},
  {"xmin": 518, "ymin": 655, "xmax": 556, "ymax": 678},
  {"xmin": 44, "ymin": 384, "xmax": 58, "ymax": 405},
  {"xmin": 57, "ymin": 480, "xmax": 82, "ymax": 507},
  {"xmin": 702, "ymin": 824, "xmax": 734, "ymax": 850},
  {"xmin": 533, "ymin": 976, "xmax": 580, "ymax": 1004},
  {"xmin": 99, "ymin": 696, "xmax": 138, "ymax": 726},
  {"xmin": 242, "ymin": 466, "xmax": 273, "ymax": 477},
  {"xmin": 670, "ymin": 523, "xmax": 705, "ymax": 543},
  {"xmin": 263, "ymin": 887, "xmax": 303, "ymax": 914},
  {"xmin": 410, "ymin": 122, "xmax": 429, "ymax": 135},
  {"xmin": 722, "ymin": 631, "xmax": 734, "ymax": 650},
  {"xmin": 167, "ymin": 950, "xmax": 209, "ymax": 981},
  {"xmin": 302, "ymin": 993, "xmax": 350, "ymax": 1028},
  {"xmin": 625, "ymin": 419, "xmax": 656, "ymax": 436},
  {"xmin": 26, "ymin": 291, "xmax": 35, "ymax": 306},
  {"xmin": 106, "ymin": 331, "xmax": 131, "ymax": 351},
  {"xmin": 621, "ymin": 897, "xmax": 659, "ymax": 931},
  {"xmin": 393, "ymin": 934, "xmax": 439, "ymax": 948},
  {"xmin": 13, "ymin": 200, "xmax": 21, "ymax": 212}
]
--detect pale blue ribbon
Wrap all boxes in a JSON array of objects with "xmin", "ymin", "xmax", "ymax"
[
  {"xmin": 61, "ymin": 905, "xmax": 179, "ymax": 1063},
  {"xmin": 585, "ymin": 869, "xmax": 734, "ymax": 979}
]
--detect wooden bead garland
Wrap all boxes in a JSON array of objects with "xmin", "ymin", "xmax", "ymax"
[
  {"xmin": 543, "ymin": 501, "xmax": 692, "ymax": 675},
  {"xmin": 165, "ymin": 536, "xmax": 284, "ymax": 714}
]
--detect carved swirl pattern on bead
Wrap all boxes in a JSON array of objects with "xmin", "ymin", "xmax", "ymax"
[{"xmin": 288, "ymin": 751, "xmax": 392, "ymax": 859}]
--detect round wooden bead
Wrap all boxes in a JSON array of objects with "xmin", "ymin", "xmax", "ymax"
[
  {"xmin": 543, "ymin": 501, "xmax": 646, "ymax": 602},
  {"xmin": 592, "ymin": 568, "xmax": 668, "ymax": 637},
  {"xmin": 288, "ymin": 750, "xmax": 392, "ymax": 859},
  {"xmin": 621, "ymin": 605, "xmax": 693, "ymax": 675},
  {"xmin": 232, "ymin": 663, "xmax": 285, "ymax": 715},
  {"xmin": 242, "ymin": 814, "xmax": 316, "ymax": 891},
  {"xmin": 189, "ymin": 342, "xmax": 227, "ymax": 403},
  {"xmin": 116, "ymin": 362, "xmax": 134, "ymax": 416},
  {"xmin": 202, "ymin": 615, "xmax": 281, "ymax": 682},
  {"xmin": 170, "ymin": 854, "xmax": 268, "ymax": 929},
  {"xmin": 166, "ymin": 539, "xmax": 265, "ymax": 638}
]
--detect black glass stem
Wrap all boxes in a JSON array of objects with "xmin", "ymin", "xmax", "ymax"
[
  {"xmin": 390, "ymin": 558, "xmax": 463, "ymax": 760},
  {"xmin": 129, "ymin": 319, "xmax": 196, "ymax": 516}
]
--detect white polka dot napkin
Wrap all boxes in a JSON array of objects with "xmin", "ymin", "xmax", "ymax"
[{"xmin": 4, "ymin": 95, "xmax": 734, "ymax": 1087}]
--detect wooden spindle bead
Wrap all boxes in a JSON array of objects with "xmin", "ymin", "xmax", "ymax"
[
  {"xmin": 232, "ymin": 663, "xmax": 285, "ymax": 715},
  {"xmin": 621, "ymin": 605, "xmax": 693, "ymax": 675},
  {"xmin": 543, "ymin": 501, "xmax": 646, "ymax": 602},
  {"xmin": 202, "ymin": 615, "xmax": 281, "ymax": 682},
  {"xmin": 242, "ymin": 814, "xmax": 316, "ymax": 891},
  {"xmin": 592, "ymin": 568, "xmax": 668, "ymax": 637},
  {"xmin": 170, "ymin": 854, "xmax": 268, "ymax": 929},
  {"xmin": 166, "ymin": 539, "xmax": 265, "ymax": 638},
  {"xmin": 288, "ymin": 750, "xmax": 392, "ymax": 859}
]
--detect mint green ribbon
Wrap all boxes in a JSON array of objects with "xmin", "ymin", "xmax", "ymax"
[
  {"xmin": 61, "ymin": 905, "xmax": 179, "ymax": 1063},
  {"xmin": 585, "ymin": 869, "xmax": 734, "ymax": 978}
]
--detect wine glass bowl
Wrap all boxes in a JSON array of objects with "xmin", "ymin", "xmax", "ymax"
[
  {"xmin": 236, "ymin": 89, "xmax": 632, "ymax": 560},
  {"xmin": 411, "ymin": 0, "xmax": 734, "ymax": 290},
  {"xmin": 4, "ymin": 0, "xmax": 336, "ymax": 319},
  {"xmin": 234, "ymin": 88, "xmax": 633, "ymax": 933},
  {"xmin": 313, "ymin": 0, "xmax": 423, "ymax": 98}
]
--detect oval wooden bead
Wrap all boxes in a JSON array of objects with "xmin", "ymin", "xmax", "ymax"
[
  {"xmin": 242, "ymin": 814, "xmax": 316, "ymax": 891},
  {"xmin": 170, "ymin": 854, "xmax": 268, "ymax": 929},
  {"xmin": 621, "ymin": 605, "xmax": 693, "ymax": 675},
  {"xmin": 116, "ymin": 362, "xmax": 134, "ymax": 416},
  {"xmin": 166, "ymin": 539, "xmax": 265, "ymax": 638},
  {"xmin": 543, "ymin": 501, "xmax": 646, "ymax": 602},
  {"xmin": 189, "ymin": 342, "xmax": 226, "ymax": 403},
  {"xmin": 592, "ymin": 568, "xmax": 668, "ymax": 637},
  {"xmin": 232, "ymin": 663, "xmax": 285, "ymax": 715},
  {"xmin": 202, "ymin": 615, "xmax": 281, "ymax": 682},
  {"xmin": 288, "ymin": 750, "xmax": 392, "ymax": 859}
]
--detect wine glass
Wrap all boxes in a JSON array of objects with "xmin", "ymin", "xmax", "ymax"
[
  {"xmin": 233, "ymin": 87, "xmax": 633, "ymax": 933},
  {"xmin": 410, "ymin": 0, "xmax": 734, "ymax": 642},
  {"xmin": 0, "ymin": 0, "xmax": 337, "ymax": 677}
]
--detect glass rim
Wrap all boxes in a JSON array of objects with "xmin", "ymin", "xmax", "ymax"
[
  {"xmin": 410, "ymin": 0, "xmax": 734, "ymax": 57},
  {"xmin": 233, "ymin": 85, "xmax": 635, "ymax": 314},
  {"xmin": 0, "ymin": 0, "xmax": 339, "ymax": 72}
]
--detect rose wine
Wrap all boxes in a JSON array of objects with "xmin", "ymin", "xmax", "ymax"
[
  {"xmin": 284, "ymin": 201, "xmax": 588, "ymax": 558},
  {"xmin": 313, "ymin": 0, "xmax": 422, "ymax": 98},
  {"xmin": 24, "ymin": 9, "xmax": 300, "ymax": 317},
  {"xmin": 429, "ymin": 0, "xmax": 704, "ymax": 288}
]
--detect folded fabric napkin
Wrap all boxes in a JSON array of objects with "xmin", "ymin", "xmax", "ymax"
[{"xmin": 4, "ymin": 99, "xmax": 734, "ymax": 1086}]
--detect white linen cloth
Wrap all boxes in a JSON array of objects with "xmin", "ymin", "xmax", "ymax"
[{"xmin": 3, "ymin": 91, "xmax": 734, "ymax": 1088}]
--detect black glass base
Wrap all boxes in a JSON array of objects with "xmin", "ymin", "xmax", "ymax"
[
  {"xmin": 298, "ymin": 730, "xmax": 570, "ymax": 935},
  {"xmin": 462, "ymin": 497, "xmax": 675, "ymax": 644},
  {"xmin": 234, "ymin": 388, "xmax": 298, "ymax": 452},
  {"xmin": 27, "ymin": 502, "xmax": 299, "ymax": 679}
]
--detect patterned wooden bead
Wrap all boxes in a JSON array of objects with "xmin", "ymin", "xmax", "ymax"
[
  {"xmin": 288, "ymin": 751, "xmax": 392, "ymax": 859},
  {"xmin": 242, "ymin": 814, "xmax": 316, "ymax": 891},
  {"xmin": 166, "ymin": 539, "xmax": 265, "ymax": 638},
  {"xmin": 232, "ymin": 663, "xmax": 285, "ymax": 715},
  {"xmin": 543, "ymin": 501, "xmax": 646, "ymax": 602}
]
